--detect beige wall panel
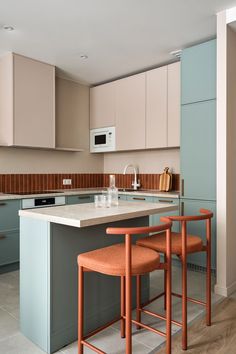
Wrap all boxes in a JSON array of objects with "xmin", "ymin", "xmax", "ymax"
[
  {"xmin": 167, "ymin": 62, "xmax": 180, "ymax": 147},
  {"xmin": 90, "ymin": 82, "xmax": 115, "ymax": 129},
  {"xmin": 56, "ymin": 77, "xmax": 89, "ymax": 149},
  {"xmin": 116, "ymin": 73, "xmax": 146, "ymax": 150},
  {"xmin": 103, "ymin": 148, "xmax": 180, "ymax": 174},
  {"xmin": 0, "ymin": 53, "xmax": 14, "ymax": 145},
  {"xmin": 146, "ymin": 66, "xmax": 168, "ymax": 148},
  {"xmin": 13, "ymin": 54, "xmax": 55, "ymax": 148}
]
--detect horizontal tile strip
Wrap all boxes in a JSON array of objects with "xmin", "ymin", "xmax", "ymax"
[{"xmin": 0, "ymin": 173, "xmax": 179, "ymax": 193}]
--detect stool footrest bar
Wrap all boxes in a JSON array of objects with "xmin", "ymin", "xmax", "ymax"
[
  {"xmin": 141, "ymin": 309, "xmax": 182, "ymax": 327},
  {"xmin": 172, "ymin": 292, "xmax": 206, "ymax": 306},
  {"xmin": 141, "ymin": 292, "xmax": 165, "ymax": 307},
  {"xmin": 84, "ymin": 317, "xmax": 121, "ymax": 340},
  {"xmin": 131, "ymin": 319, "xmax": 166, "ymax": 338},
  {"xmin": 81, "ymin": 340, "xmax": 106, "ymax": 354}
]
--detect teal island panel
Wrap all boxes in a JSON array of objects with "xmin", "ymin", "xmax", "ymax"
[{"xmin": 20, "ymin": 216, "xmax": 150, "ymax": 353}]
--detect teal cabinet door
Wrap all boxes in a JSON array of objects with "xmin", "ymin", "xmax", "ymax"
[
  {"xmin": 0, "ymin": 200, "xmax": 21, "ymax": 231},
  {"xmin": 150, "ymin": 197, "xmax": 180, "ymax": 232},
  {"xmin": 67, "ymin": 195, "xmax": 94, "ymax": 205},
  {"xmin": 180, "ymin": 199, "xmax": 216, "ymax": 270},
  {"xmin": 0, "ymin": 230, "xmax": 19, "ymax": 266},
  {"xmin": 181, "ymin": 100, "xmax": 216, "ymax": 200},
  {"xmin": 126, "ymin": 195, "xmax": 152, "ymax": 225},
  {"xmin": 181, "ymin": 39, "xmax": 216, "ymax": 104},
  {"xmin": 126, "ymin": 195, "xmax": 153, "ymax": 203},
  {"xmin": 118, "ymin": 194, "xmax": 127, "ymax": 201}
]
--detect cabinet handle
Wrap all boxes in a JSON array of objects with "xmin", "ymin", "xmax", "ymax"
[
  {"xmin": 181, "ymin": 202, "xmax": 184, "ymax": 216},
  {"xmin": 158, "ymin": 199, "xmax": 174, "ymax": 203},
  {"xmin": 78, "ymin": 196, "xmax": 90, "ymax": 200},
  {"xmin": 0, "ymin": 234, "xmax": 6, "ymax": 240},
  {"xmin": 133, "ymin": 197, "xmax": 146, "ymax": 201},
  {"xmin": 0, "ymin": 203, "xmax": 6, "ymax": 206},
  {"xmin": 181, "ymin": 179, "xmax": 184, "ymax": 197}
]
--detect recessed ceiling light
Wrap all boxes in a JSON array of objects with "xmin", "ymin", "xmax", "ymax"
[
  {"xmin": 2, "ymin": 25, "xmax": 15, "ymax": 31},
  {"xmin": 170, "ymin": 49, "xmax": 182, "ymax": 58},
  {"xmin": 80, "ymin": 54, "xmax": 88, "ymax": 59}
]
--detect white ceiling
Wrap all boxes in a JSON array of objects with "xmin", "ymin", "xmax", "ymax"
[{"xmin": 0, "ymin": 0, "xmax": 236, "ymax": 85}]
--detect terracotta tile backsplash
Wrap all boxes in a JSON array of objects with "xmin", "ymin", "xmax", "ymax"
[{"xmin": 0, "ymin": 173, "xmax": 179, "ymax": 193}]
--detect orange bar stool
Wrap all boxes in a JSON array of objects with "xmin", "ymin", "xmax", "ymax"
[
  {"xmin": 136, "ymin": 209, "xmax": 213, "ymax": 351},
  {"xmin": 77, "ymin": 218, "xmax": 172, "ymax": 354}
]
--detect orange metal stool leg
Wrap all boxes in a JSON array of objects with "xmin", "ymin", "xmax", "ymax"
[
  {"xmin": 206, "ymin": 219, "xmax": 211, "ymax": 326},
  {"xmin": 136, "ymin": 275, "xmax": 141, "ymax": 330},
  {"xmin": 78, "ymin": 265, "xmax": 84, "ymax": 354},
  {"xmin": 121, "ymin": 276, "xmax": 126, "ymax": 338},
  {"xmin": 182, "ymin": 221, "xmax": 187, "ymax": 351},
  {"xmin": 125, "ymin": 234, "xmax": 132, "ymax": 354},
  {"xmin": 164, "ymin": 254, "xmax": 167, "ymax": 311},
  {"xmin": 166, "ymin": 228, "xmax": 172, "ymax": 354}
]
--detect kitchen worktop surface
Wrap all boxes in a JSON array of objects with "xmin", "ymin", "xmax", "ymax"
[
  {"xmin": 0, "ymin": 188, "xmax": 179, "ymax": 200},
  {"xmin": 19, "ymin": 200, "xmax": 178, "ymax": 228}
]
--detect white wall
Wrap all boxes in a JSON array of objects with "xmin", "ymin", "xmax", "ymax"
[
  {"xmin": 215, "ymin": 10, "xmax": 236, "ymax": 296},
  {"xmin": 104, "ymin": 148, "xmax": 180, "ymax": 174}
]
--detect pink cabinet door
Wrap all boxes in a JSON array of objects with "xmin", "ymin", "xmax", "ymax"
[
  {"xmin": 13, "ymin": 54, "xmax": 55, "ymax": 148},
  {"xmin": 146, "ymin": 66, "xmax": 168, "ymax": 148},
  {"xmin": 90, "ymin": 82, "xmax": 115, "ymax": 129},
  {"xmin": 115, "ymin": 73, "xmax": 145, "ymax": 151}
]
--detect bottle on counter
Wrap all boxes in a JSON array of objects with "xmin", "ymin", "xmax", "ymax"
[{"xmin": 107, "ymin": 174, "xmax": 119, "ymax": 206}]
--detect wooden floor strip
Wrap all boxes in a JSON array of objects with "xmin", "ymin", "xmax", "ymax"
[{"xmin": 158, "ymin": 297, "xmax": 236, "ymax": 353}]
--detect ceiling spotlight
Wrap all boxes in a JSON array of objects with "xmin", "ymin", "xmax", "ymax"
[
  {"xmin": 80, "ymin": 54, "xmax": 88, "ymax": 59},
  {"xmin": 170, "ymin": 49, "xmax": 182, "ymax": 58},
  {"xmin": 2, "ymin": 25, "xmax": 15, "ymax": 31}
]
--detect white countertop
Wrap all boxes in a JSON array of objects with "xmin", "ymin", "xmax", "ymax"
[
  {"xmin": 0, "ymin": 188, "xmax": 179, "ymax": 200},
  {"xmin": 19, "ymin": 200, "xmax": 178, "ymax": 228}
]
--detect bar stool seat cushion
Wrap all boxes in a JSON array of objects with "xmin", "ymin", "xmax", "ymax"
[
  {"xmin": 137, "ymin": 232, "xmax": 203, "ymax": 255},
  {"xmin": 78, "ymin": 243, "xmax": 160, "ymax": 276}
]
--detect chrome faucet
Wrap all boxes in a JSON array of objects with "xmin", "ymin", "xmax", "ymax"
[{"xmin": 123, "ymin": 164, "xmax": 141, "ymax": 190}]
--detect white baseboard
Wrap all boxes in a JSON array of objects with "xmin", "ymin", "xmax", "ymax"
[{"xmin": 215, "ymin": 280, "xmax": 236, "ymax": 297}]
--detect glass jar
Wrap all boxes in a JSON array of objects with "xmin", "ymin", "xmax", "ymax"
[{"xmin": 107, "ymin": 174, "xmax": 119, "ymax": 206}]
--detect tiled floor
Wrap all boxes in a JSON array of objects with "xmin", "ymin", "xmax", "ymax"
[{"xmin": 0, "ymin": 266, "xmax": 222, "ymax": 354}]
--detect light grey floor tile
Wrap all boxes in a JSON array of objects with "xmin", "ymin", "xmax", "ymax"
[
  {"xmin": 62, "ymin": 327, "xmax": 151, "ymax": 353},
  {"xmin": 0, "ymin": 333, "xmax": 47, "ymax": 354},
  {"xmin": 0, "ymin": 308, "xmax": 19, "ymax": 342},
  {"xmin": 0, "ymin": 271, "xmax": 19, "ymax": 318},
  {"xmin": 0, "ymin": 267, "xmax": 222, "ymax": 354}
]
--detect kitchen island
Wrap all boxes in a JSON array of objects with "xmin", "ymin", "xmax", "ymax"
[{"xmin": 19, "ymin": 200, "xmax": 177, "ymax": 353}]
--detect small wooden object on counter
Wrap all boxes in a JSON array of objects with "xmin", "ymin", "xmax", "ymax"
[{"xmin": 159, "ymin": 167, "xmax": 172, "ymax": 191}]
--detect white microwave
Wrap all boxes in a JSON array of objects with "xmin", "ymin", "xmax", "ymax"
[{"xmin": 90, "ymin": 127, "xmax": 116, "ymax": 153}]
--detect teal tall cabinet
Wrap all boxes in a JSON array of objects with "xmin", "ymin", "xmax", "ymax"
[{"xmin": 181, "ymin": 39, "xmax": 216, "ymax": 270}]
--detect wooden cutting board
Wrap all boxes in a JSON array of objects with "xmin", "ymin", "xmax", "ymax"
[{"xmin": 159, "ymin": 167, "xmax": 172, "ymax": 191}]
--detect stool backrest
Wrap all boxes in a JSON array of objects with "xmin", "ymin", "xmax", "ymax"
[
  {"xmin": 106, "ymin": 218, "xmax": 172, "ymax": 236},
  {"xmin": 166, "ymin": 208, "xmax": 213, "ymax": 261},
  {"xmin": 106, "ymin": 219, "xmax": 173, "ymax": 280}
]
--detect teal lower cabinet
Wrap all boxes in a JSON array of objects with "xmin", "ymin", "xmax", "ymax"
[
  {"xmin": 180, "ymin": 199, "xmax": 216, "ymax": 270},
  {"xmin": 0, "ymin": 199, "xmax": 21, "ymax": 268},
  {"xmin": 0, "ymin": 199, "xmax": 21, "ymax": 230},
  {"xmin": 0, "ymin": 230, "xmax": 19, "ymax": 266},
  {"xmin": 126, "ymin": 195, "xmax": 153, "ymax": 203},
  {"xmin": 118, "ymin": 194, "xmax": 127, "ymax": 201},
  {"xmin": 150, "ymin": 197, "xmax": 180, "ymax": 232},
  {"xmin": 126, "ymin": 195, "xmax": 153, "ymax": 225},
  {"xmin": 66, "ymin": 194, "xmax": 94, "ymax": 205}
]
